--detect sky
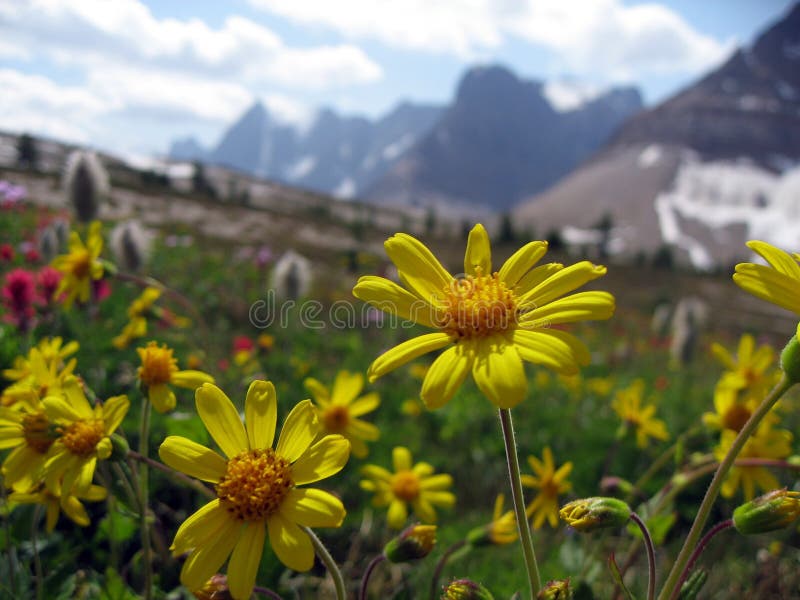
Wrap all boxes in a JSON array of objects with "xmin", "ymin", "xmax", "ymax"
[{"xmin": 0, "ymin": 0, "xmax": 795, "ymax": 158}]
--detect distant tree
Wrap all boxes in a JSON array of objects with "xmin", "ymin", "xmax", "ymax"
[
  {"xmin": 16, "ymin": 133, "xmax": 38, "ymax": 170},
  {"xmin": 499, "ymin": 212, "xmax": 515, "ymax": 243},
  {"xmin": 425, "ymin": 207, "xmax": 437, "ymax": 236},
  {"xmin": 652, "ymin": 245, "xmax": 675, "ymax": 270},
  {"xmin": 460, "ymin": 219, "xmax": 471, "ymax": 240},
  {"xmin": 191, "ymin": 161, "xmax": 216, "ymax": 198},
  {"xmin": 595, "ymin": 212, "xmax": 614, "ymax": 259},
  {"xmin": 545, "ymin": 228, "xmax": 564, "ymax": 251}
]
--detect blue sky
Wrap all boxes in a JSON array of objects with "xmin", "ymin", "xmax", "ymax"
[{"xmin": 0, "ymin": 0, "xmax": 794, "ymax": 157}]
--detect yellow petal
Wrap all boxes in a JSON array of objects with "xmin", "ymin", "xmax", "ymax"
[
  {"xmin": 515, "ymin": 263, "xmax": 564, "ymax": 296},
  {"xmin": 102, "ymin": 395, "xmax": 129, "ymax": 433},
  {"xmin": 180, "ymin": 519, "xmax": 240, "ymax": 590},
  {"xmin": 737, "ymin": 334, "xmax": 755, "ymax": 364},
  {"xmin": 710, "ymin": 342, "xmax": 735, "ymax": 370},
  {"xmin": 384, "ymin": 233, "xmax": 452, "ymax": 303},
  {"xmin": 518, "ymin": 261, "xmax": 607, "ymax": 308},
  {"xmin": 347, "ymin": 418, "xmax": 380, "ymax": 442},
  {"xmin": 172, "ymin": 499, "xmax": 229, "ymax": 555},
  {"xmin": 353, "ymin": 275, "xmax": 437, "ymax": 328},
  {"xmin": 170, "ymin": 370, "xmax": 215, "ymax": 390},
  {"xmin": 149, "ymin": 384, "xmax": 176, "ymax": 414},
  {"xmin": 331, "ymin": 370, "xmax": 363, "ymax": 405},
  {"xmin": 393, "ymin": 446, "xmax": 413, "ymax": 472},
  {"xmin": 60, "ymin": 495, "xmax": 90, "ymax": 527},
  {"xmin": 498, "ymin": 241, "xmax": 548, "ymax": 287},
  {"xmin": 420, "ymin": 474, "xmax": 453, "ymax": 490},
  {"xmin": 472, "ymin": 340, "xmax": 527, "ymax": 408},
  {"xmin": 291, "ymin": 435, "xmax": 350, "ymax": 486},
  {"xmin": 303, "ymin": 377, "xmax": 330, "ymax": 404},
  {"xmin": 4, "ymin": 446, "xmax": 43, "ymax": 491},
  {"xmin": 158, "ymin": 436, "xmax": 226, "ymax": 483},
  {"xmin": 387, "ymin": 499, "xmax": 408, "ymax": 529},
  {"xmin": 746, "ymin": 240, "xmax": 800, "ymax": 279},
  {"xmin": 42, "ymin": 395, "xmax": 85, "ymax": 424},
  {"xmin": 733, "ymin": 265, "xmax": 800, "ymax": 314},
  {"xmin": 367, "ymin": 333, "xmax": 452, "ymax": 382},
  {"xmin": 267, "ymin": 513, "xmax": 315, "ymax": 571},
  {"xmin": 360, "ymin": 464, "xmax": 392, "ymax": 482},
  {"xmin": 349, "ymin": 392, "xmax": 380, "ymax": 417},
  {"xmin": 421, "ymin": 490, "xmax": 456, "ymax": 507},
  {"xmin": 245, "ymin": 380, "xmax": 277, "ymax": 450},
  {"xmin": 276, "ymin": 400, "xmax": 319, "ymax": 463},
  {"xmin": 518, "ymin": 291, "xmax": 615, "ymax": 327},
  {"xmin": 420, "ymin": 343, "xmax": 472, "ymax": 409},
  {"xmin": 464, "ymin": 224, "xmax": 492, "ymax": 276},
  {"xmin": 227, "ymin": 523, "xmax": 266, "ymax": 600},
  {"xmin": 513, "ymin": 329, "xmax": 590, "ymax": 374},
  {"xmin": 279, "ymin": 488, "xmax": 345, "ymax": 528},
  {"xmin": 412, "ymin": 497, "xmax": 437, "ymax": 523},
  {"xmin": 195, "ymin": 383, "xmax": 248, "ymax": 459}
]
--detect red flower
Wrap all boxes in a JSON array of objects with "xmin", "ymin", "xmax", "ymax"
[
  {"xmin": 2, "ymin": 269, "xmax": 36, "ymax": 330},
  {"xmin": 232, "ymin": 335, "xmax": 255, "ymax": 353},
  {"xmin": 37, "ymin": 266, "xmax": 62, "ymax": 304},
  {"xmin": 0, "ymin": 243, "xmax": 13, "ymax": 262},
  {"xmin": 24, "ymin": 247, "xmax": 41, "ymax": 263}
]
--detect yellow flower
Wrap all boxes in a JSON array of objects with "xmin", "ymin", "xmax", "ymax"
[
  {"xmin": 360, "ymin": 446, "xmax": 455, "ymax": 529},
  {"xmin": 353, "ymin": 224, "xmax": 615, "ymax": 409},
  {"xmin": 2, "ymin": 337, "xmax": 79, "ymax": 382},
  {"xmin": 257, "ymin": 334, "xmax": 275, "ymax": 351},
  {"xmin": 711, "ymin": 333, "xmax": 775, "ymax": 393},
  {"xmin": 401, "ymin": 398, "xmax": 423, "ymax": 418},
  {"xmin": 305, "ymin": 370, "xmax": 380, "ymax": 458},
  {"xmin": 51, "ymin": 221, "xmax": 105, "ymax": 308},
  {"xmin": 585, "ymin": 376, "xmax": 615, "ymax": 397},
  {"xmin": 702, "ymin": 383, "xmax": 780, "ymax": 433},
  {"xmin": 1, "ymin": 347, "xmax": 76, "ymax": 407},
  {"xmin": 611, "ymin": 379, "xmax": 669, "ymax": 448},
  {"xmin": 716, "ymin": 427, "xmax": 793, "ymax": 500},
  {"xmin": 0, "ymin": 400, "xmax": 56, "ymax": 492},
  {"xmin": 468, "ymin": 494, "xmax": 517, "ymax": 546},
  {"xmin": 522, "ymin": 447, "xmax": 573, "ymax": 529},
  {"xmin": 733, "ymin": 241, "xmax": 800, "ymax": 339},
  {"xmin": 112, "ymin": 287, "xmax": 162, "ymax": 349},
  {"xmin": 137, "ymin": 341, "xmax": 215, "ymax": 413},
  {"xmin": 41, "ymin": 378, "xmax": 129, "ymax": 495},
  {"xmin": 158, "ymin": 381, "xmax": 350, "ymax": 599},
  {"xmin": 9, "ymin": 481, "xmax": 107, "ymax": 531}
]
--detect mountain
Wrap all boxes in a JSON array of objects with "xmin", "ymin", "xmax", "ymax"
[
  {"xmin": 366, "ymin": 65, "xmax": 643, "ymax": 212},
  {"xmin": 514, "ymin": 3, "xmax": 800, "ymax": 270},
  {"xmin": 172, "ymin": 100, "xmax": 443, "ymax": 199}
]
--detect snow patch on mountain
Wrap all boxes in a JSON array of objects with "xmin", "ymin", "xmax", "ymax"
[
  {"xmin": 286, "ymin": 156, "xmax": 316, "ymax": 181},
  {"xmin": 638, "ymin": 144, "xmax": 662, "ymax": 168},
  {"xmin": 382, "ymin": 133, "xmax": 415, "ymax": 161},
  {"xmin": 333, "ymin": 177, "xmax": 356, "ymax": 199},
  {"xmin": 543, "ymin": 81, "xmax": 603, "ymax": 112}
]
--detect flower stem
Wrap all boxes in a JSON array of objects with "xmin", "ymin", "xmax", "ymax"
[
  {"xmin": 669, "ymin": 519, "xmax": 733, "ymax": 600},
  {"xmin": 360, "ymin": 554, "xmax": 386, "ymax": 600},
  {"xmin": 429, "ymin": 539, "xmax": 467, "ymax": 600},
  {"xmin": 253, "ymin": 585, "xmax": 284, "ymax": 599},
  {"xmin": 630, "ymin": 512, "xmax": 656, "ymax": 600},
  {"xmin": 0, "ymin": 477, "xmax": 18, "ymax": 595},
  {"xmin": 657, "ymin": 376, "xmax": 794, "ymax": 600},
  {"xmin": 303, "ymin": 526, "xmax": 346, "ymax": 600},
  {"xmin": 128, "ymin": 450, "xmax": 215, "ymax": 499},
  {"xmin": 31, "ymin": 505, "xmax": 44, "ymax": 600},
  {"xmin": 138, "ymin": 399, "xmax": 153, "ymax": 600},
  {"xmin": 499, "ymin": 408, "xmax": 541, "ymax": 599}
]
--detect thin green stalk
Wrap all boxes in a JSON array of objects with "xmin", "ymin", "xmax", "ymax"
[
  {"xmin": 303, "ymin": 526, "xmax": 346, "ymax": 600},
  {"xmin": 0, "ymin": 478, "xmax": 18, "ymax": 596},
  {"xmin": 138, "ymin": 399, "xmax": 153, "ymax": 600},
  {"xmin": 499, "ymin": 408, "xmax": 541, "ymax": 599},
  {"xmin": 31, "ymin": 505, "xmax": 44, "ymax": 600},
  {"xmin": 429, "ymin": 539, "xmax": 467, "ymax": 600},
  {"xmin": 128, "ymin": 451, "xmax": 215, "ymax": 499},
  {"xmin": 630, "ymin": 512, "xmax": 656, "ymax": 600},
  {"xmin": 360, "ymin": 554, "xmax": 386, "ymax": 600},
  {"xmin": 669, "ymin": 519, "xmax": 733, "ymax": 600},
  {"xmin": 657, "ymin": 376, "xmax": 794, "ymax": 600}
]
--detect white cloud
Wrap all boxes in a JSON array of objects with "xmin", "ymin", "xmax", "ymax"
[{"xmin": 249, "ymin": 0, "xmax": 731, "ymax": 77}]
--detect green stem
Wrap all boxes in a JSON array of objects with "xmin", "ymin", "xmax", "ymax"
[
  {"xmin": 669, "ymin": 519, "xmax": 733, "ymax": 600},
  {"xmin": 429, "ymin": 539, "xmax": 467, "ymax": 600},
  {"xmin": 31, "ymin": 505, "xmax": 44, "ymax": 600},
  {"xmin": 0, "ymin": 478, "xmax": 18, "ymax": 596},
  {"xmin": 499, "ymin": 408, "xmax": 541, "ymax": 599},
  {"xmin": 630, "ymin": 512, "xmax": 656, "ymax": 600},
  {"xmin": 303, "ymin": 526, "xmax": 346, "ymax": 600},
  {"xmin": 129, "ymin": 451, "xmax": 215, "ymax": 499},
  {"xmin": 138, "ymin": 399, "xmax": 153, "ymax": 600},
  {"xmin": 657, "ymin": 376, "xmax": 794, "ymax": 600},
  {"xmin": 360, "ymin": 554, "xmax": 386, "ymax": 600}
]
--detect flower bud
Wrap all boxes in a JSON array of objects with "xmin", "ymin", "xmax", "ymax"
[
  {"xmin": 780, "ymin": 334, "xmax": 800, "ymax": 385},
  {"xmin": 384, "ymin": 524, "xmax": 436, "ymax": 563},
  {"xmin": 192, "ymin": 574, "xmax": 231, "ymax": 600},
  {"xmin": 559, "ymin": 497, "xmax": 631, "ymax": 532},
  {"xmin": 109, "ymin": 433, "xmax": 130, "ymax": 461},
  {"xmin": 678, "ymin": 569, "xmax": 707, "ymax": 600},
  {"xmin": 733, "ymin": 489, "xmax": 800, "ymax": 535},
  {"xmin": 537, "ymin": 579, "xmax": 573, "ymax": 599},
  {"xmin": 441, "ymin": 579, "xmax": 494, "ymax": 600}
]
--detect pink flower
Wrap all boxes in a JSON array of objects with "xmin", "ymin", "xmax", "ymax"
[
  {"xmin": 2, "ymin": 269, "xmax": 36, "ymax": 330},
  {"xmin": 37, "ymin": 266, "xmax": 62, "ymax": 304},
  {"xmin": 0, "ymin": 244, "xmax": 13, "ymax": 262}
]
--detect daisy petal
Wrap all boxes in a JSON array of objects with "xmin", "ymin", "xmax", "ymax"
[
  {"xmin": 159, "ymin": 436, "xmax": 226, "ymax": 483},
  {"xmin": 102, "ymin": 395, "xmax": 129, "ymax": 432},
  {"xmin": 280, "ymin": 488, "xmax": 345, "ymax": 528},
  {"xmin": 349, "ymin": 392, "xmax": 380, "ymax": 417},
  {"xmin": 384, "ymin": 233, "xmax": 452, "ymax": 303},
  {"xmin": 267, "ymin": 513, "xmax": 315, "ymax": 571},
  {"xmin": 331, "ymin": 370, "xmax": 364, "ymax": 405},
  {"xmin": 180, "ymin": 519, "xmax": 240, "ymax": 590},
  {"xmin": 245, "ymin": 380, "xmax": 277, "ymax": 450},
  {"xmin": 747, "ymin": 240, "xmax": 800, "ymax": 279},
  {"xmin": 276, "ymin": 400, "xmax": 319, "ymax": 463},
  {"xmin": 353, "ymin": 276, "xmax": 437, "ymax": 328},
  {"xmin": 149, "ymin": 383, "xmax": 176, "ymax": 414},
  {"xmin": 412, "ymin": 497, "xmax": 437, "ymax": 523},
  {"xmin": 513, "ymin": 329, "xmax": 590, "ymax": 374},
  {"xmin": 227, "ymin": 523, "xmax": 266, "ymax": 600},
  {"xmin": 518, "ymin": 291, "xmax": 615, "ymax": 326},
  {"xmin": 387, "ymin": 498, "xmax": 408, "ymax": 529},
  {"xmin": 195, "ymin": 383, "xmax": 248, "ymax": 458},
  {"xmin": 170, "ymin": 370, "xmax": 215, "ymax": 390},
  {"xmin": 519, "ymin": 261, "xmax": 607, "ymax": 308},
  {"xmin": 420, "ymin": 474, "xmax": 453, "ymax": 490},
  {"xmin": 464, "ymin": 224, "xmax": 492, "ymax": 276},
  {"xmin": 421, "ymin": 343, "xmax": 473, "ymax": 409},
  {"xmin": 393, "ymin": 446, "xmax": 413, "ymax": 472},
  {"xmin": 498, "ymin": 241, "xmax": 548, "ymax": 287},
  {"xmin": 172, "ymin": 499, "xmax": 228, "ymax": 555},
  {"xmin": 291, "ymin": 434, "xmax": 350, "ymax": 485},
  {"xmin": 303, "ymin": 377, "xmax": 330, "ymax": 404},
  {"xmin": 367, "ymin": 333, "xmax": 452, "ymax": 382},
  {"xmin": 733, "ymin": 265, "xmax": 800, "ymax": 313},
  {"xmin": 472, "ymin": 341, "xmax": 527, "ymax": 408}
]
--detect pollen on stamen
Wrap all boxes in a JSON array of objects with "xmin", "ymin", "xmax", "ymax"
[
  {"xmin": 391, "ymin": 470, "xmax": 421, "ymax": 501},
  {"xmin": 216, "ymin": 448, "xmax": 294, "ymax": 521},
  {"xmin": 438, "ymin": 269, "xmax": 518, "ymax": 339},
  {"xmin": 61, "ymin": 419, "xmax": 105, "ymax": 457}
]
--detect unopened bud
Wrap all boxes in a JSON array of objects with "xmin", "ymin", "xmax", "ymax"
[
  {"xmin": 678, "ymin": 569, "xmax": 707, "ymax": 600},
  {"xmin": 442, "ymin": 579, "xmax": 494, "ymax": 600},
  {"xmin": 559, "ymin": 497, "xmax": 631, "ymax": 532},
  {"xmin": 384, "ymin": 524, "xmax": 436, "ymax": 563},
  {"xmin": 192, "ymin": 574, "xmax": 230, "ymax": 600},
  {"xmin": 109, "ymin": 433, "xmax": 130, "ymax": 461},
  {"xmin": 780, "ymin": 334, "xmax": 800, "ymax": 384},
  {"xmin": 537, "ymin": 579, "xmax": 573, "ymax": 599},
  {"xmin": 733, "ymin": 489, "xmax": 800, "ymax": 535}
]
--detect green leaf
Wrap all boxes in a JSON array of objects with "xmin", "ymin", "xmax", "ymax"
[
  {"xmin": 97, "ymin": 510, "xmax": 138, "ymax": 543},
  {"xmin": 100, "ymin": 568, "xmax": 138, "ymax": 600},
  {"xmin": 608, "ymin": 553, "xmax": 637, "ymax": 600}
]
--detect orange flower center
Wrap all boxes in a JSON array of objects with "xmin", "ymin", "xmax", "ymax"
[
  {"xmin": 438, "ymin": 270, "xmax": 517, "ymax": 338},
  {"xmin": 138, "ymin": 344, "xmax": 177, "ymax": 386},
  {"xmin": 391, "ymin": 470, "xmax": 421, "ymax": 501},
  {"xmin": 216, "ymin": 449, "xmax": 294, "ymax": 521},
  {"xmin": 22, "ymin": 412, "xmax": 54, "ymax": 454},
  {"xmin": 722, "ymin": 403, "xmax": 752, "ymax": 432},
  {"xmin": 322, "ymin": 405, "xmax": 350, "ymax": 433},
  {"xmin": 70, "ymin": 250, "xmax": 91, "ymax": 279},
  {"xmin": 61, "ymin": 419, "xmax": 105, "ymax": 457}
]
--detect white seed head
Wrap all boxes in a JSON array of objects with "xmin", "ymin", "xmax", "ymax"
[{"xmin": 63, "ymin": 150, "xmax": 109, "ymax": 222}]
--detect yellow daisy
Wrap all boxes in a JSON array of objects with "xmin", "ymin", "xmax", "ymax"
[
  {"xmin": 468, "ymin": 493, "xmax": 517, "ymax": 546},
  {"xmin": 9, "ymin": 481, "xmax": 107, "ymax": 531},
  {"xmin": 0, "ymin": 400, "xmax": 55, "ymax": 492},
  {"xmin": 717, "ymin": 427, "xmax": 793, "ymax": 500},
  {"xmin": 158, "ymin": 381, "xmax": 350, "ymax": 599},
  {"xmin": 112, "ymin": 287, "xmax": 162, "ymax": 349},
  {"xmin": 702, "ymin": 382, "xmax": 780, "ymax": 433},
  {"xmin": 137, "ymin": 341, "xmax": 215, "ymax": 413},
  {"xmin": 711, "ymin": 333, "xmax": 775, "ymax": 392},
  {"xmin": 305, "ymin": 370, "xmax": 380, "ymax": 458},
  {"xmin": 51, "ymin": 221, "xmax": 105, "ymax": 308},
  {"xmin": 611, "ymin": 379, "xmax": 669, "ymax": 448},
  {"xmin": 522, "ymin": 446, "xmax": 573, "ymax": 529},
  {"xmin": 733, "ymin": 240, "xmax": 800, "ymax": 338},
  {"xmin": 353, "ymin": 224, "xmax": 615, "ymax": 409},
  {"xmin": 41, "ymin": 377, "xmax": 129, "ymax": 495},
  {"xmin": 1, "ymin": 347, "xmax": 75, "ymax": 407},
  {"xmin": 2, "ymin": 337, "xmax": 79, "ymax": 383},
  {"xmin": 360, "ymin": 446, "xmax": 455, "ymax": 529}
]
